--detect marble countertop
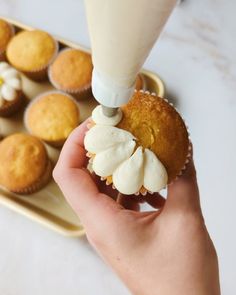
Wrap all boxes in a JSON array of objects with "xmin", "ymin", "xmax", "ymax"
[{"xmin": 0, "ymin": 0, "xmax": 235, "ymax": 294}]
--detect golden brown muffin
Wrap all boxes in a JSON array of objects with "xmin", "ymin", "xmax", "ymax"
[
  {"xmin": 6, "ymin": 30, "xmax": 58, "ymax": 80},
  {"xmin": 0, "ymin": 19, "xmax": 14, "ymax": 61},
  {"xmin": 48, "ymin": 48, "xmax": 92, "ymax": 98},
  {"xmin": 0, "ymin": 133, "xmax": 52, "ymax": 194},
  {"xmin": 117, "ymin": 91, "xmax": 190, "ymax": 182},
  {"xmin": 25, "ymin": 91, "xmax": 80, "ymax": 147}
]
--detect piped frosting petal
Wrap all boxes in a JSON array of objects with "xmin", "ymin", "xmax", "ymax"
[
  {"xmin": 6, "ymin": 78, "xmax": 21, "ymax": 90},
  {"xmin": 1, "ymin": 68, "xmax": 19, "ymax": 79},
  {"xmin": 84, "ymin": 125, "xmax": 135, "ymax": 154},
  {"xmin": 0, "ymin": 62, "xmax": 9, "ymax": 74},
  {"xmin": 93, "ymin": 140, "xmax": 136, "ymax": 177},
  {"xmin": 143, "ymin": 149, "xmax": 168, "ymax": 192},
  {"xmin": 113, "ymin": 147, "xmax": 144, "ymax": 195},
  {"xmin": 1, "ymin": 84, "xmax": 16, "ymax": 101}
]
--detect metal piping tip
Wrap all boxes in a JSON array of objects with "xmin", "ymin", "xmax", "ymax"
[{"xmin": 101, "ymin": 105, "xmax": 118, "ymax": 117}]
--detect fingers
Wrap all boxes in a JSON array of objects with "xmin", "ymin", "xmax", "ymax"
[
  {"xmin": 116, "ymin": 194, "xmax": 140, "ymax": 211},
  {"xmin": 165, "ymin": 156, "xmax": 201, "ymax": 213},
  {"xmin": 53, "ymin": 120, "xmax": 121, "ymax": 225},
  {"xmin": 116, "ymin": 192, "xmax": 166, "ymax": 211},
  {"xmin": 143, "ymin": 193, "xmax": 166, "ymax": 209},
  {"xmin": 57, "ymin": 119, "xmax": 89, "ymax": 169}
]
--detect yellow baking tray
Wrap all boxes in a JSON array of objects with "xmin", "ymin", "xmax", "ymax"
[{"xmin": 0, "ymin": 16, "xmax": 165, "ymax": 237}]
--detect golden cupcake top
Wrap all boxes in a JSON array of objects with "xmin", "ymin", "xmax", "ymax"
[
  {"xmin": 49, "ymin": 48, "xmax": 93, "ymax": 90},
  {"xmin": 6, "ymin": 30, "xmax": 57, "ymax": 71},
  {"xmin": 25, "ymin": 92, "xmax": 80, "ymax": 142},
  {"xmin": 0, "ymin": 19, "xmax": 14, "ymax": 53},
  {"xmin": 117, "ymin": 91, "xmax": 189, "ymax": 182},
  {"xmin": 0, "ymin": 133, "xmax": 48, "ymax": 191}
]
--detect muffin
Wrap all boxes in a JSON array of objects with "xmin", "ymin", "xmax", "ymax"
[
  {"xmin": 0, "ymin": 133, "xmax": 52, "ymax": 194},
  {"xmin": 6, "ymin": 30, "xmax": 58, "ymax": 81},
  {"xmin": 0, "ymin": 19, "xmax": 14, "ymax": 61},
  {"xmin": 84, "ymin": 91, "xmax": 190, "ymax": 195},
  {"xmin": 25, "ymin": 91, "xmax": 80, "ymax": 147},
  {"xmin": 0, "ymin": 61, "xmax": 24, "ymax": 117},
  {"xmin": 48, "ymin": 48, "xmax": 93, "ymax": 99}
]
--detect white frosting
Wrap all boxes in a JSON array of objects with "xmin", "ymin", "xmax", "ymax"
[
  {"xmin": 0, "ymin": 62, "xmax": 9, "ymax": 74},
  {"xmin": 0, "ymin": 62, "xmax": 22, "ymax": 103},
  {"xmin": 84, "ymin": 105, "xmax": 168, "ymax": 195},
  {"xmin": 92, "ymin": 105, "xmax": 123, "ymax": 126},
  {"xmin": 113, "ymin": 147, "xmax": 144, "ymax": 195},
  {"xmin": 84, "ymin": 125, "xmax": 135, "ymax": 154},
  {"xmin": 143, "ymin": 149, "xmax": 168, "ymax": 192},
  {"xmin": 93, "ymin": 140, "xmax": 135, "ymax": 177}
]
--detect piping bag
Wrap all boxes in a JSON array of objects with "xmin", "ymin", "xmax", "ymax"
[{"xmin": 84, "ymin": 0, "xmax": 177, "ymax": 117}]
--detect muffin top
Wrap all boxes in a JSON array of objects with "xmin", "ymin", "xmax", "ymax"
[
  {"xmin": 49, "ymin": 48, "xmax": 92, "ymax": 90},
  {"xmin": 0, "ymin": 19, "xmax": 14, "ymax": 53},
  {"xmin": 6, "ymin": 30, "xmax": 57, "ymax": 71},
  {"xmin": 0, "ymin": 133, "xmax": 48, "ymax": 191},
  {"xmin": 117, "ymin": 92, "xmax": 189, "ymax": 182},
  {"xmin": 25, "ymin": 92, "xmax": 80, "ymax": 142}
]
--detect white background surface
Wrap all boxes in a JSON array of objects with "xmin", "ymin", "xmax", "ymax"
[{"xmin": 0, "ymin": 0, "xmax": 236, "ymax": 294}]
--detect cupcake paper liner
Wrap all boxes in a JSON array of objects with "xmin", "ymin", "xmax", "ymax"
[
  {"xmin": 86, "ymin": 90, "xmax": 192, "ymax": 196},
  {"xmin": 48, "ymin": 48, "xmax": 92, "ymax": 100},
  {"xmin": 24, "ymin": 90, "xmax": 80, "ymax": 147},
  {"xmin": 0, "ymin": 91, "xmax": 24, "ymax": 117}
]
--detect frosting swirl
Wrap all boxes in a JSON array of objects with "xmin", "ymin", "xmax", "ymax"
[{"xmin": 0, "ymin": 62, "xmax": 22, "ymax": 107}]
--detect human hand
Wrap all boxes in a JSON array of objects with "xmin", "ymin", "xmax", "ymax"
[{"xmin": 53, "ymin": 120, "xmax": 221, "ymax": 295}]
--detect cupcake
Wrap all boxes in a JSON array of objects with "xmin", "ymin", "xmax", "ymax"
[
  {"xmin": 0, "ymin": 61, "xmax": 24, "ymax": 117},
  {"xmin": 84, "ymin": 91, "xmax": 190, "ymax": 195},
  {"xmin": 135, "ymin": 73, "xmax": 146, "ymax": 91},
  {"xmin": 6, "ymin": 30, "xmax": 58, "ymax": 81},
  {"xmin": 48, "ymin": 48, "xmax": 93, "ymax": 99},
  {"xmin": 25, "ymin": 91, "xmax": 80, "ymax": 147},
  {"xmin": 0, "ymin": 19, "xmax": 14, "ymax": 61},
  {"xmin": 0, "ymin": 133, "xmax": 52, "ymax": 194}
]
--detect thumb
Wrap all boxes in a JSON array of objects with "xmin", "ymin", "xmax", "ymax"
[{"xmin": 165, "ymin": 157, "xmax": 201, "ymax": 214}]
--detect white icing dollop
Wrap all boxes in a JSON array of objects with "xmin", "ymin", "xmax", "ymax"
[
  {"xmin": 84, "ymin": 106, "xmax": 168, "ymax": 195},
  {"xmin": 0, "ymin": 62, "xmax": 22, "ymax": 103},
  {"xmin": 93, "ymin": 140, "xmax": 136, "ymax": 177},
  {"xmin": 84, "ymin": 125, "xmax": 135, "ymax": 154},
  {"xmin": 113, "ymin": 147, "xmax": 144, "ymax": 195},
  {"xmin": 92, "ymin": 105, "xmax": 123, "ymax": 126},
  {"xmin": 143, "ymin": 149, "xmax": 168, "ymax": 192}
]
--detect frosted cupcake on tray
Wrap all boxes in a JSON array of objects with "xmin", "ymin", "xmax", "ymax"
[
  {"xmin": 84, "ymin": 91, "xmax": 190, "ymax": 195},
  {"xmin": 0, "ymin": 61, "xmax": 24, "ymax": 117}
]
